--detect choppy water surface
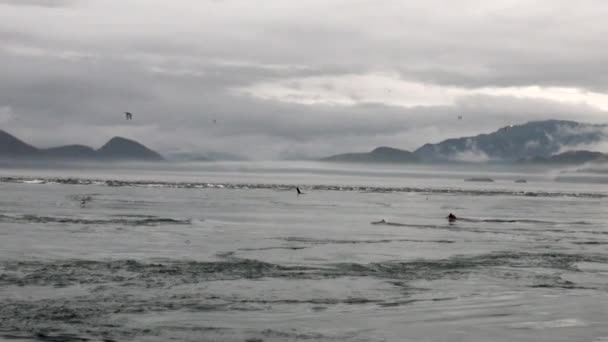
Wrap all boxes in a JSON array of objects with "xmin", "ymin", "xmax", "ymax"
[{"xmin": 1, "ymin": 162, "xmax": 608, "ymax": 342}]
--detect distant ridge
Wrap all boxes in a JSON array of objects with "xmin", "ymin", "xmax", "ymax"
[
  {"xmin": 44, "ymin": 145, "xmax": 98, "ymax": 159},
  {"xmin": 319, "ymin": 120, "xmax": 608, "ymax": 165},
  {"xmin": 0, "ymin": 130, "xmax": 39, "ymax": 157},
  {"xmin": 321, "ymin": 146, "xmax": 420, "ymax": 163},
  {"xmin": 414, "ymin": 120, "xmax": 607, "ymax": 161},
  {"xmin": 97, "ymin": 137, "xmax": 163, "ymax": 161},
  {"xmin": 0, "ymin": 130, "xmax": 164, "ymax": 161}
]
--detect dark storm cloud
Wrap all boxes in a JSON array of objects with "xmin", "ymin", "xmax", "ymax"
[{"xmin": 1, "ymin": 0, "xmax": 608, "ymax": 159}]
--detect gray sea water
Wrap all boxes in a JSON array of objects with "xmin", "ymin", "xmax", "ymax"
[{"xmin": 1, "ymin": 162, "xmax": 608, "ymax": 342}]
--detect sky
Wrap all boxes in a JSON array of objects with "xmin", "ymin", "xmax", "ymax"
[{"xmin": 1, "ymin": 0, "xmax": 608, "ymax": 159}]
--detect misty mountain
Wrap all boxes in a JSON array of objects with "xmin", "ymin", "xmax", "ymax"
[
  {"xmin": 518, "ymin": 150, "xmax": 608, "ymax": 165},
  {"xmin": 97, "ymin": 137, "xmax": 164, "ymax": 161},
  {"xmin": 414, "ymin": 120, "xmax": 608, "ymax": 162},
  {"xmin": 0, "ymin": 130, "xmax": 164, "ymax": 161},
  {"xmin": 43, "ymin": 145, "xmax": 98, "ymax": 159},
  {"xmin": 0, "ymin": 130, "xmax": 39, "ymax": 157},
  {"xmin": 321, "ymin": 147, "xmax": 420, "ymax": 163}
]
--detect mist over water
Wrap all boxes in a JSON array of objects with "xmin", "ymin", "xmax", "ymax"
[{"xmin": 1, "ymin": 162, "xmax": 608, "ymax": 342}]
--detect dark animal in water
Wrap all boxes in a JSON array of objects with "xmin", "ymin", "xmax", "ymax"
[
  {"xmin": 80, "ymin": 196, "xmax": 92, "ymax": 208},
  {"xmin": 448, "ymin": 213, "xmax": 457, "ymax": 222},
  {"xmin": 125, "ymin": 112, "xmax": 133, "ymax": 120}
]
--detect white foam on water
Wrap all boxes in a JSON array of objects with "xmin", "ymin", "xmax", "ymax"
[{"xmin": 511, "ymin": 318, "xmax": 587, "ymax": 330}]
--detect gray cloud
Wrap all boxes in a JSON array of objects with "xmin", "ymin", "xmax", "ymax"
[
  {"xmin": 0, "ymin": 0, "xmax": 75, "ymax": 8},
  {"xmin": 1, "ymin": 0, "xmax": 608, "ymax": 159}
]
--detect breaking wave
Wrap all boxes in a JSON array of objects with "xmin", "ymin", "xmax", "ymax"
[
  {"xmin": 2, "ymin": 176, "xmax": 607, "ymax": 198},
  {"xmin": 0, "ymin": 214, "xmax": 191, "ymax": 226},
  {"xmin": 459, "ymin": 218, "xmax": 591, "ymax": 225},
  {"xmin": 2, "ymin": 251, "xmax": 605, "ymax": 288},
  {"xmin": 371, "ymin": 218, "xmax": 591, "ymax": 226},
  {"xmin": 278, "ymin": 236, "xmax": 455, "ymax": 244}
]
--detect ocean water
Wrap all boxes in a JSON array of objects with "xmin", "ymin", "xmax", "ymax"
[{"xmin": 1, "ymin": 162, "xmax": 608, "ymax": 342}]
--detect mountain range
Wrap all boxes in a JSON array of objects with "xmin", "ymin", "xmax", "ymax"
[
  {"xmin": 3, "ymin": 119, "xmax": 608, "ymax": 164},
  {"xmin": 322, "ymin": 120, "xmax": 608, "ymax": 164},
  {"xmin": 0, "ymin": 130, "xmax": 164, "ymax": 161}
]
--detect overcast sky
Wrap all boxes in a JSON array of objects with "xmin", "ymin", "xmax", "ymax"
[{"xmin": 1, "ymin": 0, "xmax": 608, "ymax": 158}]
